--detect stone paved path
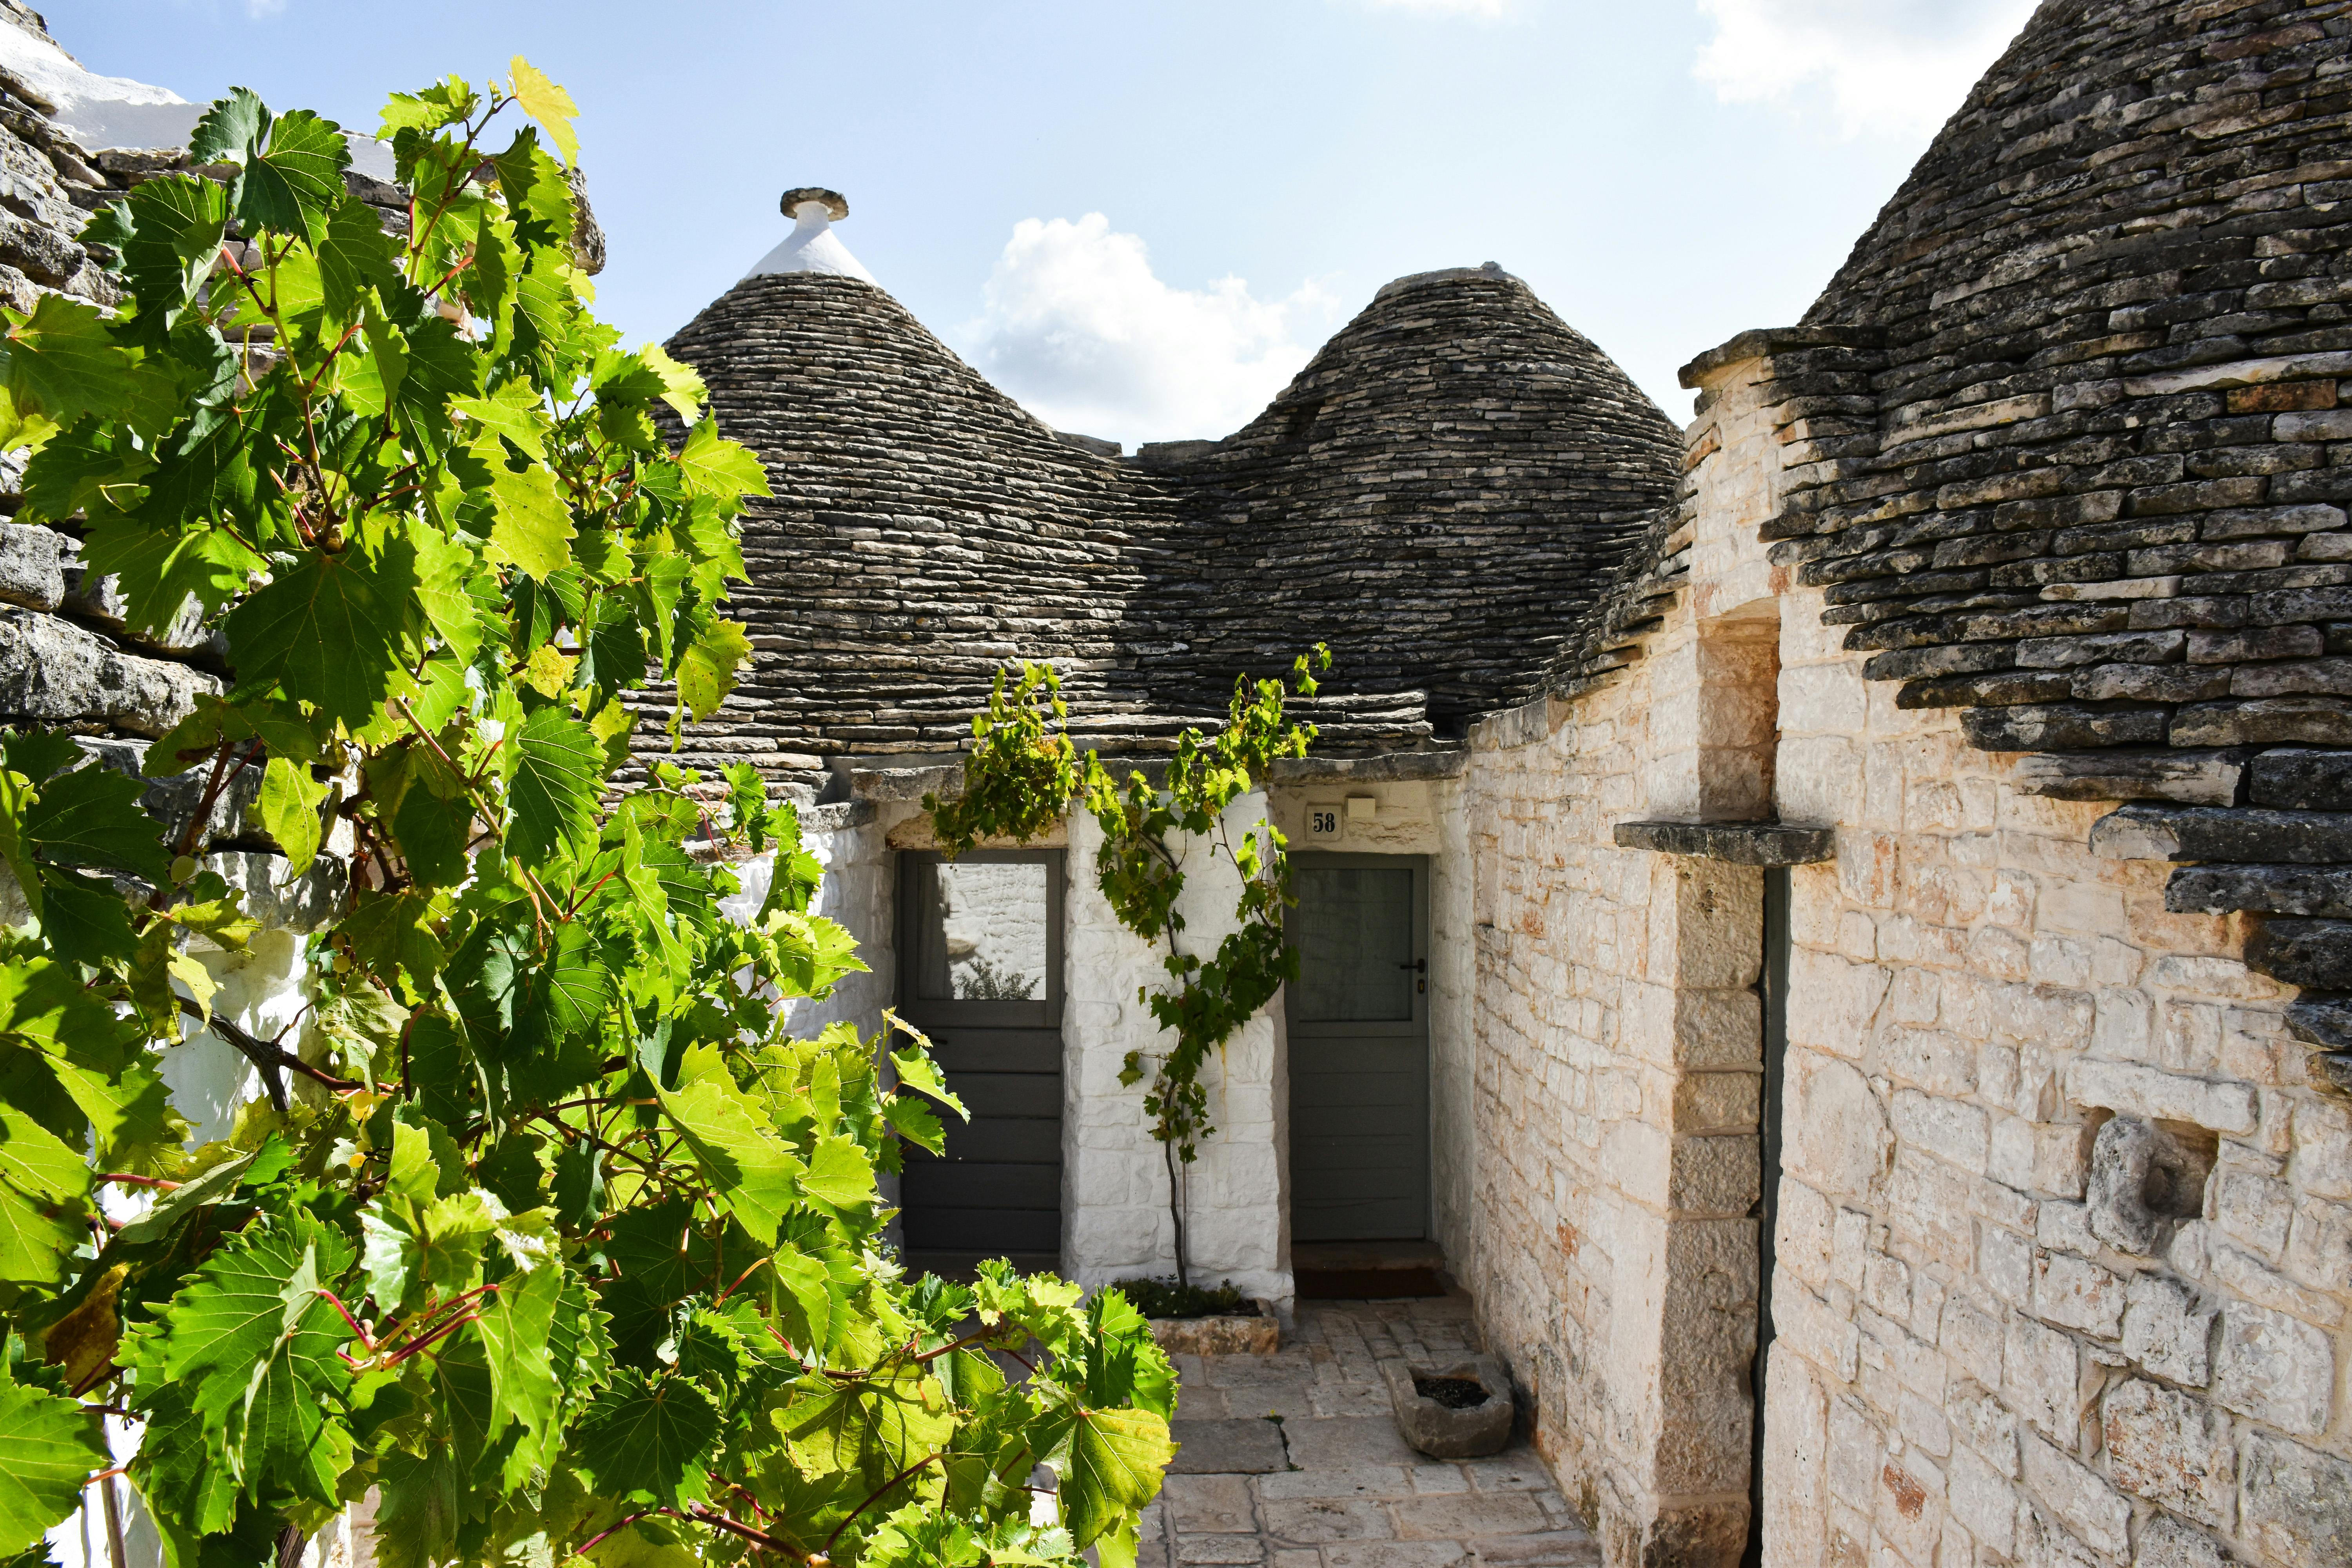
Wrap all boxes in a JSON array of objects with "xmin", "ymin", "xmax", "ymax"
[{"xmin": 1140, "ymin": 1299, "xmax": 1598, "ymax": 1568}]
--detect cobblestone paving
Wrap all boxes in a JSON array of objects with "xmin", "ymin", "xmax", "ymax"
[{"xmin": 1140, "ymin": 1300, "xmax": 1598, "ymax": 1568}]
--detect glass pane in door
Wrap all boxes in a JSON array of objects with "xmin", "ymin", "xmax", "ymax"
[
  {"xmin": 914, "ymin": 860, "xmax": 1051, "ymax": 1002},
  {"xmin": 1290, "ymin": 866, "xmax": 1414, "ymax": 1022}
]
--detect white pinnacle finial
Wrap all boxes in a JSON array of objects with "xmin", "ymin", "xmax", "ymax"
[{"xmin": 743, "ymin": 186, "xmax": 877, "ymax": 285}]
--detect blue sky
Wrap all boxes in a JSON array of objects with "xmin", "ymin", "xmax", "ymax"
[{"xmin": 49, "ymin": 0, "xmax": 2040, "ymax": 447}]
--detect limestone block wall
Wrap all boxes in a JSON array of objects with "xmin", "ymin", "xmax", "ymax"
[{"xmin": 1448, "ymin": 340, "xmax": 2352, "ymax": 1568}]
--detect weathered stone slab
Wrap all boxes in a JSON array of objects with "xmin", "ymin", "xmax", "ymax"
[
  {"xmin": 2247, "ymin": 918, "xmax": 2352, "ymax": 990},
  {"xmin": 2092, "ymin": 804, "xmax": 2352, "ymax": 864},
  {"xmin": 0, "ymin": 608, "xmax": 219, "ymax": 735},
  {"xmin": 2167, "ymin": 864, "xmax": 2352, "ymax": 916},
  {"xmin": 1166, "ymin": 1418, "xmax": 1289, "ymax": 1475},
  {"xmin": 2249, "ymin": 746, "xmax": 2352, "ymax": 810},
  {"xmin": 1610, "ymin": 820, "xmax": 1835, "ymax": 866},
  {"xmin": 1281, "ymin": 1415, "xmax": 1422, "ymax": 1470},
  {"xmin": 1961, "ymin": 704, "xmax": 2167, "ymax": 750},
  {"xmin": 2010, "ymin": 747, "xmax": 2245, "ymax": 805}
]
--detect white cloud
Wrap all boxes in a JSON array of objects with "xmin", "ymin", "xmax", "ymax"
[
  {"xmin": 1695, "ymin": 0, "xmax": 2041, "ymax": 139},
  {"xmin": 248, "ymin": 0, "xmax": 288, "ymax": 15},
  {"xmin": 959, "ymin": 214, "xmax": 1341, "ymax": 450}
]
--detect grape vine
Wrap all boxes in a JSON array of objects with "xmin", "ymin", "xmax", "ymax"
[
  {"xmin": 924, "ymin": 654, "xmax": 1329, "ymax": 1285},
  {"xmin": 0, "ymin": 64, "xmax": 1172, "ymax": 1568}
]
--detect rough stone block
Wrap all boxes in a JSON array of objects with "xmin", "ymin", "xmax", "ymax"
[
  {"xmin": 2167, "ymin": 864, "xmax": 2352, "ymax": 917},
  {"xmin": 2091, "ymin": 803, "xmax": 2352, "ymax": 864},
  {"xmin": 2066, "ymin": 1058, "xmax": 2258, "ymax": 1136},
  {"xmin": 2238, "ymin": 1431, "xmax": 2352, "ymax": 1568},
  {"xmin": 2170, "ymin": 697, "xmax": 2352, "ymax": 746},
  {"xmin": 2212, "ymin": 1301, "xmax": 2334, "ymax": 1436},
  {"xmin": 1961, "ymin": 704, "xmax": 2169, "ymax": 752},
  {"xmin": 2122, "ymin": 1272, "xmax": 2216, "ymax": 1387},
  {"xmin": 0, "ymin": 521, "xmax": 66, "ymax": 610},
  {"xmin": 2018, "ymin": 1432, "xmax": 2130, "ymax": 1557},
  {"xmin": 2133, "ymin": 1515, "xmax": 2229, "ymax": 1568},
  {"xmin": 2099, "ymin": 1379, "xmax": 2234, "ymax": 1526},
  {"xmin": 1379, "ymin": 1356, "xmax": 1515, "ymax": 1461},
  {"xmin": 1167, "ymin": 1419, "xmax": 1289, "ymax": 1475}
]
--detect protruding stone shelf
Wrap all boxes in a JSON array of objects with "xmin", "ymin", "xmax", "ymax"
[{"xmin": 1610, "ymin": 820, "xmax": 1836, "ymax": 865}]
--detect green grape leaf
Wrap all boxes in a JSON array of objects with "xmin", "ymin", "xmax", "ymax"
[
  {"xmin": 36, "ymin": 867, "xmax": 138, "ymax": 967},
  {"xmin": 506, "ymin": 704, "xmax": 600, "ymax": 867},
  {"xmin": 234, "ymin": 108, "xmax": 350, "ymax": 238},
  {"xmin": 673, "ymin": 421, "xmax": 771, "ymax": 501},
  {"xmin": 0, "ymin": 1174, "xmax": 82, "ymax": 1287},
  {"xmin": 797, "ymin": 1134, "xmax": 876, "ymax": 1217},
  {"xmin": 256, "ymin": 755, "xmax": 329, "ymax": 875},
  {"xmin": 674, "ymin": 615, "xmax": 751, "ymax": 723},
  {"xmin": 114, "ymin": 174, "xmax": 231, "ymax": 325},
  {"xmin": 472, "ymin": 1261, "xmax": 561, "ymax": 1464},
  {"xmin": 22, "ymin": 760, "xmax": 170, "ymax": 882},
  {"xmin": 570, "ymin": 1369, "xmax": 722, "ymax": 1508},
  {"xmin": 315, "ymin": 196, "xmax": 400, "ymax": 321},
  {"xmin": 0, "ymin": 1101, "xmax": 90, "ymax": 1204},
  {"xmin": 453, "ymin": 383, "xmax": 548, "ymax": 463},
  {"xmin": 0, "ymin": 1380, "xmax": 106, "ymax": 1556},
  {"xmin": 657, "ymin": 1070, "xmax": 802, "ymax": 1247},
  {"xmin": 188, "ymin": 86, "xmax": 269, "ymax": 166},
  {"xmin": 1, "ymin": 294, "xmax": 137, "ymax": 427},
  {"xmin": 225, "ymin": 540, "xmax": 420, "ymax": 728},
  {"xmin": 391, "ymin": 780, "xmax": 470, "ymax": 888},
  {"xmin": 1058, "ymin": 1408, "xmax": 1173, "ymax": 1546},
  {"xmin": 488, "ymin": 460, "xmax": 575, "ymax": 580}
]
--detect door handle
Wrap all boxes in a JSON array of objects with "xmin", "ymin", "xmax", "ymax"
[{"xmin": 1396, "ymin": 960, "xmax": 1426, "ymax": 973}]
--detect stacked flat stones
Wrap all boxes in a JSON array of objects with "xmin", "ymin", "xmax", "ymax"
[
  {"xmin": 1140, "ymin": 265, "xmax": 1681, "ymax": 733},
  {"xmin": 655, "ymin": 262, "xmax": 1680, "ymax": 794},
  {"xmin": 1687, "ymin": 0, "xmax": 2352, "ymax": 1094}
]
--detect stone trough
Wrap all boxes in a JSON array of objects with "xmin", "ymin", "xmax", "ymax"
[{"xmin": 1379, "ymin": 1352, "xmax": 1514, "ymax": 1458}]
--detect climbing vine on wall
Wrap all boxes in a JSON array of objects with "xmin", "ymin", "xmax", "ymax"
[
  {"xmin": 0, "ymin": 65, "xmax": 1172, "ymax": 1568},
  {"xmin": 927, "ymin": 652, "xmax": 1330, "ymax": 1285}
]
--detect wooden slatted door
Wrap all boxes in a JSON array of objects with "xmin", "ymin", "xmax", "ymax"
[
  {"xmin": 895, "ymin": 850, "xmax": 1065, "ymax": 1275},
  {"xmin": 1286, "ymin": 854, "xmax": 1430, "ymax": 1241}
]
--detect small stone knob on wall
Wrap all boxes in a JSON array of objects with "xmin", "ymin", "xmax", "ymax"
[{"xmin": 2086, "ymin": 1114, "xmax": 2214, "ymax": 1256}]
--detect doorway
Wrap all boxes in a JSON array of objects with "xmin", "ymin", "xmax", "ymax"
[
  {"xmin": 895, "ymin": 850, "xmax": 1065, "ymax": 1275},
  {"xmin": 1286, "ymin": 854, "xmax": 1431, "ymax": 1242}
]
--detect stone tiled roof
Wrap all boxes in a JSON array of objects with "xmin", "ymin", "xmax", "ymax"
[
  {"xmin": 1616, "ymin": 0, "xmax": 2352, "ymax": 1077},
  {"xmin": 650, "ymin": 261, "xmax": 1682, "ymax": 791}
]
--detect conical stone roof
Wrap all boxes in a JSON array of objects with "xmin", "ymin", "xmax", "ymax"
[{"xmin": 651, "ymin": 225, "xmax": 1682, "ymax": 789}]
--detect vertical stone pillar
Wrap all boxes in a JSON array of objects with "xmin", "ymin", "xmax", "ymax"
[{"xmin": 1596, "ymin": 853, "xmax": 1765, "ymax": 1566}]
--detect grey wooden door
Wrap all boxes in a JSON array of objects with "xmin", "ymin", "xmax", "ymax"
[
  {"xmin": 1286, "ymin": 854, "xmax": 1430, "ymax": 1241},
  {"xmin": 896, "ymin": 851, "xmax": 1065, "ymax": 1271}
]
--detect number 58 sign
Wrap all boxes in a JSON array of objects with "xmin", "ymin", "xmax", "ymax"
[{"xmin": 1308, "ymin": 807, "xmax": 1341, "ymax": 838}]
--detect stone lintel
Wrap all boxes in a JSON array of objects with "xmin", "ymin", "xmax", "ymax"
[
  {"xmin": 1267, "ymin": 748, "xmax": 1468, "ymax": 784},
  {"xmin": 1612, "ymin": 819, "xmax": 1836, "ymax": 866},
  {"xmin": 1675, "ymin": 324, "xmax": 1886, "ymax": 390}
]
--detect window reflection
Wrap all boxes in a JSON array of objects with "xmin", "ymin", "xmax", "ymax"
[
  {"xmin": 1292, "ymin": 866, "xmax": 1414, "ymax": 1022},
  {"xmin": 916, "ymin": 861, "xmax": 1050, "ymax": 1002}
]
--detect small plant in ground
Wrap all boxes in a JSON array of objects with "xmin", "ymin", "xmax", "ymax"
[
  {"xmin": 0, "ymin": 62, "xmax": 1172, "ymax": 1568},
  {"xmin": 928, "ymin": 651, "xmax": 1330, "ymax": 1285},
  {"xmin": 1107, "ymin": 1278, "xmax": 1248, "ymax": 1321}
]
